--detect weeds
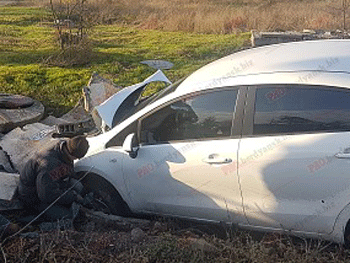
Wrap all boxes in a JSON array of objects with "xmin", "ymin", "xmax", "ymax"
[
  {"xmin": 1, "ymin": 209, "xmax": 350, "ymax": 262},
  {"xmin": 27, "ymin": 0, "xmax": 348, "ymax": 33}
]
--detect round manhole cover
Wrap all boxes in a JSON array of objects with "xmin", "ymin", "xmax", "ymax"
[{"xmin": 0, "ymin": 94, "xmax": 34, "ymax": 109}]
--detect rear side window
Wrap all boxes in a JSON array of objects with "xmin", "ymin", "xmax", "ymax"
[
  {"xmin": 140, "ymin": 89, "xmax": 238, "ymax": 144},
  {"xmin": 253, "ymin": 85, "xmax": 350, "ymax": 135}
]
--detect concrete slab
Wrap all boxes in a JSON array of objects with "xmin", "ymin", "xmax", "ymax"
[
  {"xmin": 0, "ymin": 172, "xmax": 19, "ymax": 200},
  {"xmin": 0, "ymin": 149, "xmax": 15, "ymax": 173},
  {"xmin": 0, "ymin": 123, "xmax": 59, "ymax": 173},
  {"xmin": 0, "ymin": 98, "xmax": 45, "ymax": 133}
]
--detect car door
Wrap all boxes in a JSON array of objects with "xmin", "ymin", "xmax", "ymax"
[
  {"xmin": 122, "ymin": 87, "xmax": 248, "ymax": 224},
  {"xmin": 238, "ymin": 84, "xmax": 350, "ymax": 234}
]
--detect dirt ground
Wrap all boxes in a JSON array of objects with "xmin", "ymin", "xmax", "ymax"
[{"xmin": 0, "ymin": 209, "xmax": 349, "ymax": 263}]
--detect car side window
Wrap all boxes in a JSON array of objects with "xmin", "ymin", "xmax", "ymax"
[
  {"xmin": 140, "ymin": 89, "xmax": 238, "ymax": 144},
  {"xmin": 106, "ymin": 121, "xmax": 138, "ymax": 147},
  {"xmin": 253, "ymin": 85, "xmax": 350, "ymax": 135}
]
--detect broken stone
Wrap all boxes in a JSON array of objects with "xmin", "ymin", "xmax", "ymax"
[
  {"xmin": 40, "ymin": 218, "xmax": 73, "ymax": 231},
  {"xmin": 0, "ymin": 95, "xmax": 34, "ymax": 109},
  {"xmin": 83, "ymin": 73, "xmax": 121, "ymax": 112},
  {"xmin": 40, "ymin": 115, "xmax": 70, "ymax": 126},
  {"xmin": 189, "ymin": 238, "xmax": 218, "ymax": 253},
  {"xmin": 131, "ymin": 227, "xmax": 146, "ymax": 242},
  {"xmin": 0, "ymin": 149, "xmax": 15, "ymax": 173},
  {"xmin": 0, "ymin": 172, "xmax": 19, "ymax": 200},
  {"xmin": 60, "ymin": 99, "xmax": 93, "ymax": 123},
  {"xmin": 152, "ymin": 221, "xmax": 168, "ymax": 233},
  {"xmin": 78, "ymin": 221, "xmax": 95, "ymax": 232},
  {"xmin": 0, "ymin": 123, "xmax": 59, "ymax": 172},
  {"xmin": 251, "ymin": 30, "xmax": 350, "ymax": 47},
  {"xmin": 20, "ymin": 232, "xmax": 40, "ymax": 239},
  {"xmin": 0, "ymin": 96, "xmax": 44, "ymax": 133}
]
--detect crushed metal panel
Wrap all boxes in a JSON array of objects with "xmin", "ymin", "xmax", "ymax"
[
  {"xmin": 140, "ymin": 60, "xmax": 174, "ymax": 70},
  {"xmin": 0, "ymin": 172, "xmax": 19, "ymax": 201},
  {"xmin": 95, "ymin": 70, "xmax": 172, "ymax": 129},
  {"xmin": 54, "ymin": 119, "xmax": 96, "ymax": 137},
  {"xmin": 95, "ymin": 82, "xmax": 145, "ymax": 129},
  {"xmin": 142, "ymin": 69, "xmax": 172, "ymax": 85}
]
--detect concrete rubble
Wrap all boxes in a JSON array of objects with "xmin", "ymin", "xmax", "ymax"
[
  {"xmin": 0, "ymin": 71, "xmax": 160, "ymax": 235},
  {"xmin": 130, "ymin": 228, "xmax": 147, "ymax": 242},
  {"xmin": 0, "ymin": 123, "xmax": 58, "ymax": 173},
  {"xmin": 0, "ymin": 95, "xmax": 44, "ymax": 133},
  {"xmin": 189, "ymin": 237, "xmax": 218, "ymax": 253},
  {"xmin": 0, "ymin": 73, "xmax": 116, "ymax": 202},
  {"xmin": 0, "ymin": 172, "xmax": 19, "ymax": 200},
  {"xmin": 251, "ymin": 30, "xmax": 350, "ymax": 47}
]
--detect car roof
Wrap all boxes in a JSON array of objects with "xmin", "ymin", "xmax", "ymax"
[{"xmin": 176, "ymin": 39, "xmax": 350, "ymax": 94}]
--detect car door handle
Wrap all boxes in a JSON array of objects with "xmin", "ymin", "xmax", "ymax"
[
  {"xmin": 335, "ymin": 152, "xmax": 350, "ymax": 159},
  {"xmin": 202, "ymin": 154, "xmax": 232, "ymax": 164},
  {"xmin": 335, "ymin": 147, "xmax": 350, "ymax": 159}
]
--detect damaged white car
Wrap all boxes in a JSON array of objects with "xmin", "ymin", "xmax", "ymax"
[{"xmin": 73, "ymin": 39, "xmax": 350, "ymax": 245}]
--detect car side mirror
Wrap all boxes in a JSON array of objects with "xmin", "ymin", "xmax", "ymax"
[{"xmin": 123, "ymin": 133, "xmax": 139, "ymax": 158}]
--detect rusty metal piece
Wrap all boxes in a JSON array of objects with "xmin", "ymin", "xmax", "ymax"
[{"xmin": 53, "ymin": 118, "xmax": 96, "ymax": 137}]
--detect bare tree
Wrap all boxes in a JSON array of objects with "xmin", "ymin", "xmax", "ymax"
[
  {"xmin": 328, "ymin": 0, "xmax": 350, "ymax": 31},
  {"xmin": 50, "ymin": 0, "xmax": 90, "ymax": 50}
]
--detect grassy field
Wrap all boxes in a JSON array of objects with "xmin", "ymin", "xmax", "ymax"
[
  {"xmin": 0, "ymin": 6, "xmax": 249, "ymax": 115},
  {"xmin": 114, "ymin": 0, "xmax": 341, "ymax": 33},
  {"xmin": 27, "ymin": 0, "xmax": 348, "ymax": 33}
]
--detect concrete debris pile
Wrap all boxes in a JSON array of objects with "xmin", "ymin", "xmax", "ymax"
[
  {"xmin": 251, "ymin": 30, "xmax": 350, "ymax": 47},
  {"xmin": 0, "ymin": 94, "xmax": 44, "ymax": 134},
  {"xmin": 0, "ymin": 73, "xmax": 120, "ymax": 205},
  {"xmin": 0, "ymin": 123, "xmax": 58, "ymax": 173},
  {"xmin": 0, "ymin": 69, "xmax": 169, "ymax": 206}
]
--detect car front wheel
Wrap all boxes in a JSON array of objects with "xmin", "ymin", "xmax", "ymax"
[{"xmin": 76, "ymin": 172, "xmax": 131, "ymax": 217}]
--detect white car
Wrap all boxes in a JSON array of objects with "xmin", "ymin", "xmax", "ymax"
[{"xmin": 75, "ymin": 39, "xmax": 350, "ymax": 245}]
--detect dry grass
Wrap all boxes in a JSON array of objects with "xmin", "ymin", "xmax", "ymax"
[
  {"xmin": 1, "ymin": 220, "xmax": 350, "ymax": 263},
  {"xmin": 44, "ymin": 39, "xmax": 95, "ymax": 67},
  {"xmin": 30, "ymin": 0, "xmax": 349, "ymax": 33}
]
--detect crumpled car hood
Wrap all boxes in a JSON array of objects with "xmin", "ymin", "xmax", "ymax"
[{"xmin": 95, "ymin": 70, "xmax": 172, "ymax": 129}]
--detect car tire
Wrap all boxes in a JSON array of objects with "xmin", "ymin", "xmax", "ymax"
[
  {"xmin": 344, "ymin": 220, "xmax": 350, "ymax": 248},
  {"xmin": 76, "ymin": 172, "xmax": 131, "ymax": 217}
]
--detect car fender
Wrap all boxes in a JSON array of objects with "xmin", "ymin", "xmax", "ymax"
[
  {"xmin": 74, "ymin": 155, "xmax": 133, "ymax": 208},
  {"xmin": 331, "ymin": 202, "xmax": 350, "ymax": 244}
]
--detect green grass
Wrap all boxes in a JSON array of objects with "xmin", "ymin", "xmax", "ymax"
[
  {"xmin": 90, "ymin": 26, "xmax": 249, "ymax": 85},
  {"xmin": 0, "ymin": 6, "xmax": 250, "ymax": 116},
  {"xmin": 0, "ymin": 6, "xmax": 51, "ymax": 25}
]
